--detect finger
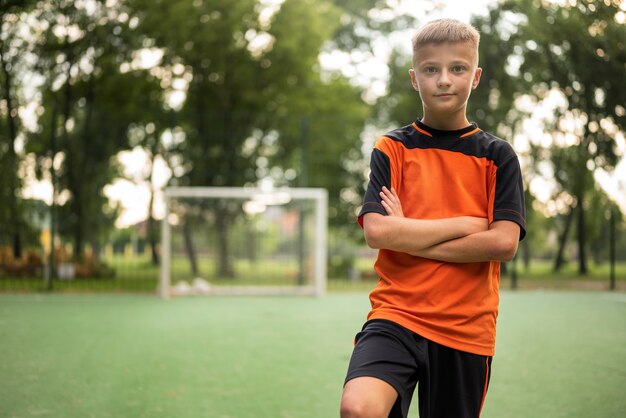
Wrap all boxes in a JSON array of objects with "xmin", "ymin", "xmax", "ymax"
[
  {"xmin": 381, "ymin": 198, "xmax": 394, "ymax": 208},
  {"xmin": 380, "ymin": 196, "xmax": 393, "ymax": 212},
  {"xmin": 380, "ymin": 190, "xmax": 393, "ymax": 202},
  {"xmin": 382, "ymin": 186, "xmax": 394, "ymax": 196},
  {"xmin": 381, "ymin": 201, "xmax": 396, "ymax": 215},
  {"xmin": 380, "ymin": 194, "xmax": 396, "ymax": 208},
  {"xmin": 381, "ymin": 187, "xmax": 396, "ymax": 202}
]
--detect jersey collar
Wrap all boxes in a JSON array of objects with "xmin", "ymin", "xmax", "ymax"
[{"xmin": 413, "ymin": 118, "xmax": 480, "ymax": 139}]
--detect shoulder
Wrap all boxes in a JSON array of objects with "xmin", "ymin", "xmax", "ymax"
[
  {"xmin": 470, "ymin": 129, "xmax": 519, "ymax": 163},
  {"xmin": 382, "ymin": 123, "xmax": 416, "ymax": 143},
  {"xmin": 374, "ymin": 123, "xmax": 416, "ymax": 151}
]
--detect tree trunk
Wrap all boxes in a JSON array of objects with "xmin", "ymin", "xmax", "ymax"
[
  {"xmin": 521, "ymin": 238, "xmax": 531, "ymax": 271},
  {"xmin": 61, "ymin": 48, "xmax": 75, "ymax": 255},
  {"xmin": 554, "ymin": 204, "xmax": 575, "ymax": 272},
  {"xmin": 183, "ymin": 218, "xmax": 198, "ymax": 276},
  {"xmin": 216, "ymin": 214, "xmax": 234, "ymax": 278},
  {"xmin": 148, "ymin": 205, "xmax": 159, "ymax": 266},
  {"xmin": 510, "ymin": 255, "xmax": 518, "ymax": 290},
  {"xmin": 576, "ymin": 195, "xmax": 588, "ymax": 275},
  {"xmin": 48, "ymin": 104, "xmax": 59, "ymax": 289},
  {"xmin": 73, "ymin": 203, "xmax": 84, "ymax": 259},
  {"xmin": 79, "ymin": 79, "xmax": 96, "ymax": 259},
  {"xmin": 1, "ymin": 46, "xmax": 22, "ymax": 258},
  {"xmin": 246, "ymin": 223, "xmax": 257, "ymax": 264},
  {"xmin": 90, "ymin": 240, "xmax": 101, "ymax": 261},
  {"xmin": 147, "ymin": 150, "xmax": 159, "ymax": 266},
  {"xmin": 609, "ymin": 208, "xmax": 616, "ymax": 290}
]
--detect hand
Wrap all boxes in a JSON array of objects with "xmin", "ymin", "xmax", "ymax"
[{"xmin": 380, "ymin": 186, "xmax": 404, "ymax": 217}]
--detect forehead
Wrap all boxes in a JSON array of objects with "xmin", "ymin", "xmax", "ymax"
[{"xmin": 413, "ymin": 41, "xmax": 478, "ymax": 66}]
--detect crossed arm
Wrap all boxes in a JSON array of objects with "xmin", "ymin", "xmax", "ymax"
[{"xmin": 362, "ymin": 187, "xmax": 521, "ymax": 263}]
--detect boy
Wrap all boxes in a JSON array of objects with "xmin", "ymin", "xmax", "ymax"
[{"xmin": 340, "ymin": 19, "xmax": 526, "ymax": 418}]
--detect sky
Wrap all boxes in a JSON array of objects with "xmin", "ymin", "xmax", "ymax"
[{"xmin": 22, "ymin": 0, "xmax": 626, "ymax": 226}]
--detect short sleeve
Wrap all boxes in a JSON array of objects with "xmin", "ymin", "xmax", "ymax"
[
  {"xmin": 493, "ymin": 155, "xmax": 526, "ymax": 240},
  {"xmin": 357, "ymin": 148, "xmax": 391, "ymax": 228}
]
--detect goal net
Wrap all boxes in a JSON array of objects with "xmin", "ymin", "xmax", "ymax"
[{"xmin": 159, "ymin": 187, "xmax": 328, "ymax": 298}]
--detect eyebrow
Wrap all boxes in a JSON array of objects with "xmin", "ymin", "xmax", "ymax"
[{"xmin": 418, "ymin": 59, "xmax": 472, "ymax": 66}]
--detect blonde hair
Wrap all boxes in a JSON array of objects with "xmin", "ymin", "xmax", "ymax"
[{"xmin": 411, "ymin": 19, "xmax": 480, "ymax": 66}]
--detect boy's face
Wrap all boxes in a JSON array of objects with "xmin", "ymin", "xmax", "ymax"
[{"xmin": 409, "ymin": 41, "xmax": 482, "ymax": 122}]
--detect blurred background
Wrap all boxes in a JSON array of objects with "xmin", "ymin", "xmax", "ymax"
[{"xmin": 1, "ymin": 0, "xmax": 625, "ymax": 293}]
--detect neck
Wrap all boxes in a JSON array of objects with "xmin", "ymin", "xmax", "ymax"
[{"xmin": 421, "ymin": 112, "xmax": 470, "ymax": 131}]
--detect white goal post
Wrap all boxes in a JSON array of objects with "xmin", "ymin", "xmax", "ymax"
[{"xmin": 159, "ymin": 187, "xmax": 328, "ymax": 298}]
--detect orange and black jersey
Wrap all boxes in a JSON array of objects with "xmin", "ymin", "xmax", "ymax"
[{"xmin": 358, "ymin": 119, "xmax": 526, "ymax": 356}]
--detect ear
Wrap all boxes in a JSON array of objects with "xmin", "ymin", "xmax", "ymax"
[
  {"xmin": 409, "ymin": 69, "xmax": 419, "ymax": 92},
  {"xmin": 472, "ymin": 67, "xmax": 483, "ymax": 90}
]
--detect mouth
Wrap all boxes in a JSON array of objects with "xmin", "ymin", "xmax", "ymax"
[{"xmin": 435, "ymin": 93, "xmax": 454, "ymax": 97}]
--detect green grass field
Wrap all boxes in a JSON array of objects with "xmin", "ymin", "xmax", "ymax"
[{"xmin": 1, "ymin": 291, "xmax": 625, "ymax": 417}]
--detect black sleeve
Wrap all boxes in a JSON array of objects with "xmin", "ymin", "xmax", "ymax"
[
  {"xmin": 494, "ymin": 155, "xmax": 526, "ymax": 240},
  {"xmin": 357, "ymin": 148, "xmax": 391, "ymax": 228}
]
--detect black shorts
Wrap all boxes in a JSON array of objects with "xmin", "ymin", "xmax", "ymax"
[{"xmin": 344, "ymin": 319, "xmax": 492, "ymax": 418}]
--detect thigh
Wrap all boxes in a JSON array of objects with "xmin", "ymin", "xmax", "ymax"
[
  {"xmin": 418, "ymin": 341, "xmax": 492, "ymax": 418},
  {"xmin": 341, "ymin": 376, "xmax": 398, "ymax": 418},
  {"xmin": 343, "ymin": 320, "xmax": 421, "ymax": 418}
]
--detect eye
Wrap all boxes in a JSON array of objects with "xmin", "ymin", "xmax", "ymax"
[
  {"xmin": 451, "ymin": 65, "xmax": 467, "ymax": 73},
  {"xmin": 423, "ymin": 66, "xmax": 438, "ymax": 74}
]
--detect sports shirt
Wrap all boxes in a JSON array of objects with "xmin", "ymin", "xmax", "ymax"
[{"xmin": 358, "ymin": 119, "xmax": 526, "ymax": 356}]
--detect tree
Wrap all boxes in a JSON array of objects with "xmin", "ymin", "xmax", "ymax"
[
  {"xmin": 374, "ymin": 49, "xmax": 422, "ymax": 126},
  {"xmin": 0, "ymin": 0, "xmax": 38, "ymax": 258},
  {"xmin": 118, "ymin": 103, "xmax": 172, "ymax": 267},
  {"xmin": 508, "ymin": 0, "xmax": 625, "ymax": 274},
  {"xmin": 127, "ymin": 0, "xmax": 371, "ymax": 277},
  {"xmin": 28, "ymin": 1, "xmax": 153, "ymax": 258},
  {"xmin": 376, "ymin": 5, "xmax": 530, "ymax": 134}
]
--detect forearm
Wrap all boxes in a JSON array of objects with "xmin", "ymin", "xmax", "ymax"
[
  {"xmin": 363, "ymin": 213, "xmax": 485, "ymax": 253},
  {"xmin": 369, "ymin": 186, "xmax": 521, "ymax": 262},
  {"xmin": 411, "ymin": 221, "xmax": 520, "ymax": 263}
]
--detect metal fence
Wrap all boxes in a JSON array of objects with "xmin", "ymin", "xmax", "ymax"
[{"xmin": 1, "ymin": 229, "xmax": 625, "ymax": 294}]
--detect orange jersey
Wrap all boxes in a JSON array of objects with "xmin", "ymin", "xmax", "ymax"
[{"xmin": 358, "ymin": 120, "xmax": 526, "ymax": 356}]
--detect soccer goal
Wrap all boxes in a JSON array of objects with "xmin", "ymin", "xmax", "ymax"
[{"xmin": 159, "ymin": 187, "xmax": 328, "ymax": 298}]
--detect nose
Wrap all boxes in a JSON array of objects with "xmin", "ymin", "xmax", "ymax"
[{"xmin": 437, "ymin": 69, "xmax": 451, "ymax": 87}]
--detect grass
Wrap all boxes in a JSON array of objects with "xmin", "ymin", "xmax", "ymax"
[
  {"xmin": 509, "ymin": 259, "xmax": 626, "ymax": 280},
  {"xmin": 1, "ymin": 291, "xmax": 625, "ymax": 417},
  {"xmin": 483, "ymin": 291, "xmax": 626, "ymax": 418}
]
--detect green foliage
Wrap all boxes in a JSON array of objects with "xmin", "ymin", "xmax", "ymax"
[
  {"xmin": 470, "ymin": 7, "xmax": 530, "ymax": 134},
  {"xmin": 375, "ymin": 50, "xmax": 422, "ymax": 126},
  {"xmin": 372, "ymin": 1, "xmax": 625, "ymax": 274},
  {"xmin": 125, "ymin": 0, "xmax": 372, "ymax": 231},
  {"xmin": 328, "ymin": 0, "xmax": 418, "ymax": 53},
  {"xmin": 511, "ymin": 0, "xmax": 624, "ymax": 164},
  {"xmin": 0, "ymin": 0, "xmax": 39, "ymax": 256},
  {"xmin": 4, "ymin": 0, "xmax": 624, "ymax": 280},
  {"xmin": 502, "ymin": 0, "xmax": 626, "ymax": 273},
  {"xmin": 24, "ymin": 1, "xmax": 154, "ymax": 254}
]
